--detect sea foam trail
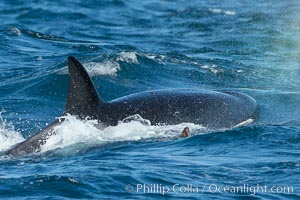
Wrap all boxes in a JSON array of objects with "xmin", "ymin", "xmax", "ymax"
[
  {"xmin": 0, "ymin": 114, "xmax": 205, "ymax": 155},
  {"xmin": 40, "ymin": 114, "xmax": 205, "ymax": 153}
]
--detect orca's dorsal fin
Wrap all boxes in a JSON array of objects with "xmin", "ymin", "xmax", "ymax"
[{"xmin": 64, "ymin": 56, "xmax": 103, "ymax": 119}]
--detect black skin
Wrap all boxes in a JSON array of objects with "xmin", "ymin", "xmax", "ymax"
[
  {"xmin": 98, "ymin": 89, "xmax": 258, "ymax": 129},
  {"xmin": 4, "ymin": 56, "xmax": 259, "ymax": 156}
]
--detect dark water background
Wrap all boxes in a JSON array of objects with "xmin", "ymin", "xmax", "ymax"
[{"xmin": 0, "ymin": 0, "xmax": 299, "ymax": 199}]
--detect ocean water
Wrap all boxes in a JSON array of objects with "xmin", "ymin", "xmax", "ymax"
[{"xmin": 0, "ymin": 0, "xmax": 299, "ymax": 199}]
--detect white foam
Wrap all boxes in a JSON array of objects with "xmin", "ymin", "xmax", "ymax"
[
  {"xmin": 210, "ymin": 8, "xmax": 222, "ymax": 14},
  {"xmin": 83, "ymin": 61, "xmax": 120, "ymax": 76},
  {"xmin": 117, "ymin": 51, "xmax": 166, "ymax": 64},
  {"xmin": 145, "ymin": 54, "xmax": 166, "ymax": 63},
  {"xmin": 40, "ymin": 114, "xmax": 205, "ymax": 153},
  {"xmin": 57, "ymin": 51, "xmax": 169, "ymax": 77},
  {"xmin": 8, "ymin": 27, "xmax": 21, "ymax": 36},
  {"xmin": 0, "ymin": 112, "xmax": 24, "ymax": 152},
  {"xmin": 209, "ymin": 8, "xmax": 236, "ymax": 16},
  {"xmin": 209, "ymin": 65, "xmax": 219, "ymax": 74},
  {"xmin": 200, "ymin": 65, "xmax": 210, "ymax": 69},
  {"xmin": 199, "ymin": 64, "xmax": 222, "ymax": 74},
  {"xmin": 224, "ymin": 10, "xmax": 236, "ymax": 16},
  {"xmin": 116, "ymin": 51, "xmax": 139, "ymax": 64},
  {"xmin": 58, "ymin": 60, "xmax": 120, "ymax": 76}
]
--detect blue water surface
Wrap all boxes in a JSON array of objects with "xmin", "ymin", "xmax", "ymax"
[{"xmin": 0, "ymin": 0, "xmax": 299, "ymax": 199}]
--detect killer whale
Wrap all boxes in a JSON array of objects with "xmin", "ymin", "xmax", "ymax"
[{"xmin": 5, "ymin": 56, "xmax": 259, "ymax": 155}]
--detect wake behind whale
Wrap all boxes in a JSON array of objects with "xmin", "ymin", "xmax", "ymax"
[{"xmin": 4, "ymin": 56, "xmax": 259, "ymax": 155}]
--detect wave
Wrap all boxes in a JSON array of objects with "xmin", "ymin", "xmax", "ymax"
[{"xmin": 57, "ymin": 51, "xmax": 166, "ymax": 76}]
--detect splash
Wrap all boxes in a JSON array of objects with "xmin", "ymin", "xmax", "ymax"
[
  {"xmin": 40, "ymin": 114, "xmax": 205, "ymax": 153},
  {"xmin": 83, "ymin": 61, "xmax": 120, "ymax": 76},
  {"xmin": 116, "ymin": 51, "xmax": 139, "ymax": 64},
  {"xmin": 0, "ymin": 112, "xmax": 24, "ymax": 152}
]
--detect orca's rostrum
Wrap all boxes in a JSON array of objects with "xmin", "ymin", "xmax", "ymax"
[{"xmin": 5, "ymin": 56, "xmax": 259, "ymax": 155}]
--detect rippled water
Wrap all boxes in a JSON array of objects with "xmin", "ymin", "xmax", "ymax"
[{"xmin": 0, "ymin": 0, "xmax": 299, "ymax": 199}]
